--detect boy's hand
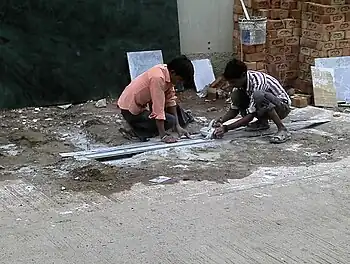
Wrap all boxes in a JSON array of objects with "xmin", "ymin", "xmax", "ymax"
[
  {"xmin": 214, "ymin": 125, "xmax": 228, "ymax": 139},
  {"xmin": 213, "ymin": 117, "xmax": 223, "ymax": 128}
]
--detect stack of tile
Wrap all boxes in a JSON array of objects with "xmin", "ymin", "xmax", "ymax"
[
  {"xmin": 233, "ymin": 0, "xmax": 267, "ymax": 72},
  {"xmin": 298, "ymin": 0, "xmax": 350, "ymax": 94}
]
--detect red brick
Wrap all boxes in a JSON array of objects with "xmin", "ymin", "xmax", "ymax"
[
  {"xmin": 242, "ymin": 45, "xmax": 256, "ymax": 54},
  {"xmin": 343, "ymin": 48, "xmax": 350, "ymax": 55},
  {"xmin": 252, "ymin": 0, "xmax": 270, "ymax": 9},
  {"xmin": 336, "ymin": 39, "xmax": 350, "ymax": 48},
  {"xmin": 322, "ymin": 22, "xmax": 340, "ymax": 32},
  {"xmin": 277, "ymin": 29, "xmax": 293, "ymax": 37},
  {"xmin": 295, "ymin": 79, "xmax": 313, "ymax": 95},
  {"xmin": 267, "ymin": 46, "xmax": 287, "ymax": 55},
  {"xmin": 346, "ymin": 11, "xmax": 350, "ymax": 22},
  {"xmin": 293, "ymin": 28, "xmax": 301, "ymax": 36},
  {"xmin": 319, "ymin": 0, "xmax": 345, "ymax": 4},
  {"xmin": 267, "ymin": 54, "xmax": 285, "ymax": 63},
  {"xmin": 267, "ymin": 38, "xmax": 285, "ymax": 46},
  {"xmin": 284, "ymin": 18, "xmax": 298, "ymax": 29},
  {"xmin": 267, "ymin": 30, "xmax": 278, "ymax": 39},
  {"xmin": 281, "ymin": 0, "xmax": 297, "ymax": 9},
  {"xmin": 267, "ymin": 20, "xmax": 285, "ymax": 30},
  {"xmin": 256, "ymin": 61, "xmax": 266, "ymax": 70},
  {"xmin": 310, "ymin": 49, "xmax": 321, "ymax": 57},
  {"xmin": 276, "ymin": 63, "xmax": 289, "ymax": 71},
  {"xmin": 306, "ymin": 21, "xmax": 320, "ymax": 31},
  {"xmin": 300, "ymin": 37, "xmax": 318, "ymax": 49},
  {"xmin": 330, "ymin": 31, "xmax": 346, "ymax": 40},
  {"xmin": 256, "ymin": 9, "xmax": 270, "ymax": 17},
  {"xmin": 285, "ymin": 70, "xmax": 298, "ymax": 79},
  {"xmin": 313, "ymin": 14, "xmax": 345, "ymax": 24},
  {"xmin": 299, "ymin": 62, "xmax": 310, "ymax": 71},
  {"xmin": 285, "ymin": 54, "xmax": 298, "ymax": 62},
  {"xmin": 316, "ymin": 41, "xmax": 336, "ymax": 50},
  {"xmin": 244, "ymin": 0, "xmax": 253, "ymax": 8},
  {"xmin": 245, "ymin": 62, "xmax": 257, "ymax": 70},
  {"xmin": 290, "ymin": 9, "xmax": 301, "ymax": 19},
  {"xmin": 328, "ymin": 48, "xmax": 343, "ymax": 56},
  {"xmin": 300, "ymin": 47, "xmax": 311, "ymax": 56},
  {"xmin": 339, "ymin": 5, "xmax": 350, "ymax": 13},
  {"xmin": 255, "ymin": 44, "xmax": 266, "ymax": 53},
  {"xmin": 271, "ymin": 0, "xmax": 281, "ymax": 8},
  {"xmin": 302, "ymin": 12, "xmax": 313, "ymax": 21},
  {"xmin": 270, "ymin": 9, "xmax": 289, "ymax": 19},
  {"xmin": 244, "ymin": 52, "xmax": 266, "ymax": 62},
  {"xmin": 307, "ymin": 3, "xmax": 339, "ymax": 15},
  {"xmin": 339, "ymin": 22, "xmax": 350, "ymax": 30},
  {"xmin": 285, "ymin": 36, "xmax": 299, "ymax": 45}
]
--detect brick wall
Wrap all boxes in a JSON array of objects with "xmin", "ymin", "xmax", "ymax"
[{"xmin": 233, "ymin": 0, "xmax": 350, "ymax": 96}]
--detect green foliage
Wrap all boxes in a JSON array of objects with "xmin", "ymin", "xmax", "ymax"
[{"xmin": 0, "ymin": 0, "xmax": 180, "ymax": 108}]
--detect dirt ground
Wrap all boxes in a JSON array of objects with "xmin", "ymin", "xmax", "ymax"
[{"xmin": 1, "ymin": 90, "xmax": 350, "ymax": 196}]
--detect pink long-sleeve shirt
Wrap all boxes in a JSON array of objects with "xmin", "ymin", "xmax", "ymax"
[{"xmin": 117, "ymin": 64, "xmax": 177, "ymax": 120}]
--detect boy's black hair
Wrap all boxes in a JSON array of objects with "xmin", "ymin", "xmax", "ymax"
[
  {"xmin": 167, "ymin": 55, "xmax": 194, "ymax": 84},
  {"xmin": 223, "ymin": 59, "xmax": 247, "ymax": 80}
]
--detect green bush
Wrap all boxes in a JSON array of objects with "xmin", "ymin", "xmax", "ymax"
[{"xmin": 0, "ymin": 0, "xmax": 180, "ymax": 108}]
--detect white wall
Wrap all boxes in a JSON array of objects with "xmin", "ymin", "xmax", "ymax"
[{"xmin": 177, "ymin": 0, "xmax": 234, "ymax": 54}]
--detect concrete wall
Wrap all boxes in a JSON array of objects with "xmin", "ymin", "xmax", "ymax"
[{"xmin": 177, "ymin": 0, "xmax": 235, "ymax": 75}]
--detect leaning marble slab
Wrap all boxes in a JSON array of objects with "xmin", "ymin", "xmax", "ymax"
[
  {"xmin": 191, "ymin": 59, "xmax": 216, "ymax": 93},
  {"xmin": 315, "ymin": 57, "xmax": 350, "ymax": 103},
  {"xmin": 127, "ymin": 50, "xmax": 164, "ymax": 80},
  {"xmin": 311, "ymin": 66, "xmax": 337, "ymax": 108}
]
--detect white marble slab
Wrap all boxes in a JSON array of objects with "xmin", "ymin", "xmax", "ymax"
[
  {"xmin": 315, "ymin": 57, "xmax": 350, "ymax": 103},
  {"xmin": 127, "ymin": 50, "xmax": 164, "ymax": 80},
  {"xmin": 311, "ymin": 67, "xmax": 337, "ymax": 108},
  {"xmin": 191, "ymin": 59, "xmax": 216, "ymax": 92}
]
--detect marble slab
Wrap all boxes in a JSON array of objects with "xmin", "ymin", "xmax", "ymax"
[
  {"xmin": 191, "ymin": 59, "xmax": 216, "ymax": 92},
  {"xmin": 315, "ymin": 57, "xmax": 350, "ymax": 103},
  {"xmin": 127, "ymin": 50, "xmax": 164, "ymax": 80},
  {"xmin": 311, "ymin": 67, "xmax": 337, "ymax": 108}
]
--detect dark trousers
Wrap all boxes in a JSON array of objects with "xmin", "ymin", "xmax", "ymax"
[
  {"xmin": 231, "ymin": 89, "xmax": 290, "ymax": 120},
  {"xmin": 121, "ymin": 105, "xmax": 192, "ymax": 141}
]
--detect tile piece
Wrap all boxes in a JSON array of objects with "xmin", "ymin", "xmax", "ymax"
[
  {"xmin": 127, "ymin": 50, "xmax": 164, "ymax": 80},
  {"xmin": 311, "ymin": 67, "xmax": 337, "ymax": 108}
]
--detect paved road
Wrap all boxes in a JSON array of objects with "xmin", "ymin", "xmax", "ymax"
[{"xmin": 1, "ymin": 155, "xmax": 349, "ymax": 264}]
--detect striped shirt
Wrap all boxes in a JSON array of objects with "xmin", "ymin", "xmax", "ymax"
[{"xmin": 231, "ymin": 70, "xmax": 291, "ymax": 114}]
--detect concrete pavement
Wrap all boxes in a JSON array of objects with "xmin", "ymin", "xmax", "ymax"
[{"xmin": 1, "ymin": 156, "xmax": 349, "ymax": 263}]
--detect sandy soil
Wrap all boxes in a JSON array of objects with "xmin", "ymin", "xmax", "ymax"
[{"xmin": 1, "ymin": 90, "xmax": 350, "ymax": 196}]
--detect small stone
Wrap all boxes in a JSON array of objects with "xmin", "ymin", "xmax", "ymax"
[
  {"xmin": 61, "ymin": 186, "xmax": 66, "ymax": 191},
  {"xmin": 207, "ymin": 107, "xmax": 217, "ymax": 112},
  {"xmin": 95, "ymin": 99, "xmax": 107, "ymax": 108},
  {"xmin": 58, "ymin": 104, "xmax": 72, "ymax": 110}
]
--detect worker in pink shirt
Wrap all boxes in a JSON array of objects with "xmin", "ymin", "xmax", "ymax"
[{"xmin": 118, "ymin": 55, "xmax": 195, "ymax": 143}]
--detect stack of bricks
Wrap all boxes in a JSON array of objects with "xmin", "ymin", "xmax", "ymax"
[
  {"xmin": 233, "ymin": 0, "xmax": 302, "ymax": 87},
  {"xmin": 298, "ymin": 0, "xmax": 350, "ymax": 94},
  {"xmin": 253, "ymin": 0, "xmax": 301, "ymax": 87},
  {"xmin": 233, "ymin": 0, "xmax": 267, "ymax": 72}
]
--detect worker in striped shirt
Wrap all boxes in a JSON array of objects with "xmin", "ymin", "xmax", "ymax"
[{"xmin": 214, "ymin": 59, "xmax": 292, "ymax": 144}]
